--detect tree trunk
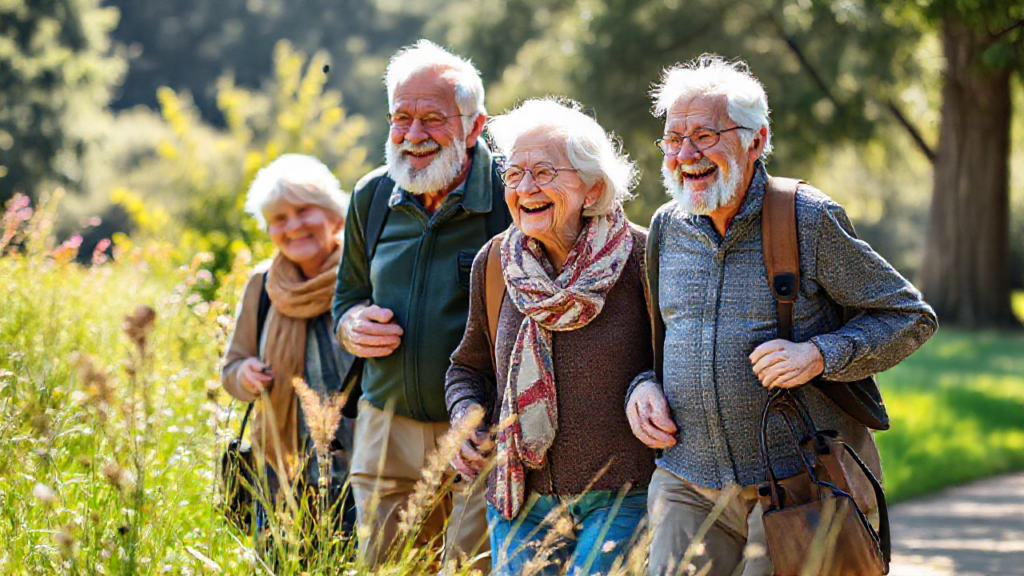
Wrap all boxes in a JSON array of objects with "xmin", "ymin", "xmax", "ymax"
[{"xmin": 919, "ymin": 21, "xmax": 1017, "ymax": 328}]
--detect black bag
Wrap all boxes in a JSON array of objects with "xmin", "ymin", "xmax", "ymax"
[{"xmin": 218, "ymin": 273, "xmax": 271, "ymax": 532}]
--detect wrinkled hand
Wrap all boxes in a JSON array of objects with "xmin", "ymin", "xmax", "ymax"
[
  {"xmin": 749, "ymin": 339, "xmax": 824, "ymax": 389},
  {"xmin": 449, "ymin": 404, "xmax": 495, "ymax": 480},
  {"xmin": 238, "ymin": 357, "xmax": 272, "ymax": 401},
  {"xmin": 626, "ymin": 380, "xmax": 678, "ymax": 449},
  {"xmin": 339, "ymin": 303, "xmax": 404, "ymax": 358}
]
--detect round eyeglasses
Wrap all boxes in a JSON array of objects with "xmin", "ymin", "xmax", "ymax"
[
  {"xmin": 655, "ymin": 126, "xmax": 753, "ymax": 155},
  {"xmin": 498, "ymin": 162, "xmax": 577, "ymax": 188},
  {"xmin": 386, "ymin": 112, "xmax": 466, "ymax": 130}
]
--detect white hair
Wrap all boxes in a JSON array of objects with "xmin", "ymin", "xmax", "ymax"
[
  {"xmin": 244, "ymin": 154, "xmax": 349, "ymax": 229},
  {"xmin": 487, "ymin": 98, "xmax": 637, "ymax": 216},
  {"xmin": 651, "ymin": 55, "xmax": 773, "ymax": 158},
  {"xmin": 385, "ymin": 39, "xmax": 486, "ymax": 134}
]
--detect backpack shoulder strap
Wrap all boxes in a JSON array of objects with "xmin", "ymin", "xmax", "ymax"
[
  {"xmin": 238, "ymin": 271, "xmax": 272, "ymax": 438},
  {"xmin": 364, "ymin": 175, "xmax": 394, "ymax": 262},
  {"xmin": 484, "ymin": 233, "xmax": 507, "ymax": 370},
  {"xmin": 646, "ymin": 216, "xmax": 665, "ymax": 383},
  {"xmin": 484, "ymin": 164, "xmax": 513, "ymax": 238},
  {"xmin": 762, "ymin": 177, "xmax": 804, "ymax": 341}
]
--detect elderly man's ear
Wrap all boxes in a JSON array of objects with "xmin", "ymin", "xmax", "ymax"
[
  {"xmin": 748, "ymin": 126, "xmax": 768, "ymax": 162},
  {"xmin": 466, "ymin": 114, "xmax": 487, "ymax": 148}
]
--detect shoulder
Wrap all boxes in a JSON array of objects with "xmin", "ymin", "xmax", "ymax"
[
  {"xmin": 239, "ymin": 262, "xmax": 271, "ymax": 309},
  {"xmin": 792, "ymin": 181, "xmax": 847, "ymax": 225},
  {"xmin": 350, "ymin": 166, "xmax": 391, "ymax": 211},
  {"xmin": 627, "ymin": 221, "xmax": 648, "ymax": 261},
  {"xmin": 471, "ymin": 233, "xmax": 504, "ymax": 285}
]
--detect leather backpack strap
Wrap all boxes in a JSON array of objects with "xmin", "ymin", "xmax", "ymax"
[
  {"xmin": 484, "ymin": 233, "xmax": 507, "ymax": 370},
  {"xmin": 762, "ymin": 177, "xmax": 804, "ymax": 341},
  {"xmin": 646, "ymin": 217, "xmax": 665, "ymax": 383}
]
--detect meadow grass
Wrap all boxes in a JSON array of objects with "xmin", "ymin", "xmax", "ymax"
[
  {"xmin": 1, "ymin": 192, "xmax": 1021, "ymax": 573},
  {"xmin": 876, "ymin": 329, "xmax": 1024, "ymax": 502}
]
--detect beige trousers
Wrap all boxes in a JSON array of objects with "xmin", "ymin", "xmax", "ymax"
[
  {"xmin": 648, "ymin": 434, "xmax": 882, "ymax": 576},
  {"xmin": 350, "ymin": 400, "xmax": 490, "ymax": 571}
]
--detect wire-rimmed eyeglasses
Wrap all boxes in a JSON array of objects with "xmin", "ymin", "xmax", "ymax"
[
  {"xmin": 655, "ymin": 126, "xmax": 753, "ymax": 154},
  {"xmin": 498, "ymin": 162, "xmax": 577, "ymax": 188}
]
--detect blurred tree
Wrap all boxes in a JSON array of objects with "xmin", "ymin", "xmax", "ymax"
[
  {"xmin": 0, "ymin": 0, "xmax": 124, "ymax": 202},
  {"xmin": 118, "ymin": 40, "xmax": 371, "ymax": 293},
  {"xmin": 430, "ymin": 0, "xmax": 1022, "ymax": 327},
  {"xmin": 909, "ymin": 0, "xmax": 1024, "ymax": 328},
  {"xmin": 108, "ymin": 0, "xmax": 438, "ymax": 152}
]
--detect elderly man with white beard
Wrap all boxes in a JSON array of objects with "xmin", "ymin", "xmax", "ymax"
[
  {"xmin": 625, "ymin": 56, "xmax": 937, "ymax": 576},
  {"xmin": 332, "ymin": 40, "xmax": 510, "ymax": 570}
]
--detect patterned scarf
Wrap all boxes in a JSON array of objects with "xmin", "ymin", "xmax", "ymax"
[
  {"xmin": 491, "ymin": 207, "xmax": 633, "ymax": 519},
  {"xmin": 252, "ymin": 244, "xmax": 341, "ymax": 482}
]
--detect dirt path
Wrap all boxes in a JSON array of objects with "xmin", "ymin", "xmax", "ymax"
[{"xmin": 889, "ymin": 472, "xmax": 1024, "ymax": 576}]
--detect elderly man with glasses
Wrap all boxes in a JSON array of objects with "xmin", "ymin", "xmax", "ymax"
[
  {"xmin": 332, "ymin": 39, "xmax": 511, "ymax": 570},
  {"xmin": 625, "ymin": 55, "xmax": 937, "ymax": 576}
]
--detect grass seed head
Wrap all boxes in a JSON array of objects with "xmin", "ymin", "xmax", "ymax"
[{"xmin": 123, "ymin": 304, "xmax": 157, "ymax": 350}]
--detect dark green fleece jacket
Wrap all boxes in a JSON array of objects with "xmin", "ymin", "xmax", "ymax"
[{"xmin": 332, "ymin": 141, "xmax": 510, "ymax": 422}]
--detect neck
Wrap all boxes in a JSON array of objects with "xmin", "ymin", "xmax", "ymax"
[
  {"xmin": 296, "ymin": 243, "xmax": 336, "ymax": 279},
  {"xmin": 417, "ymin": 150, "xmax": 472, "ymax": 215},
  {"xmin": 539, "ymin": 224, "xmax": 583, "ymax": 274},
  {"xmin": 707, "ymin": 161, "xmax": 757, "ymax": 237}
]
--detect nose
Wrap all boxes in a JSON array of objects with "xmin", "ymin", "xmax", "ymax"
[
  {"xmin": 515, "ymin": 171, "xmax": 539, "ymax": 197},
  {"xmin": 405, "ymin": 118, "xmax": 428, "ymax": 144},
  {"xmin": 667, "ymin": 139, "xmax": 701, "ymax": 169}
]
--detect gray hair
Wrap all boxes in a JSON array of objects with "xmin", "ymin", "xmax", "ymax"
[
  {"xmin": 244, "ymin": 154, "xmax": 349, "ymax": 229},
  {"xmin": 385, "ymin": 39, "xmax": 486, "ymax": 134},
  {"xmin": 651, "ymin": 55, "xmax": 773, "ymax": 158},
  {"xmin": 487, "ymin": 98, "xmax": 637, "ymax": 216}
]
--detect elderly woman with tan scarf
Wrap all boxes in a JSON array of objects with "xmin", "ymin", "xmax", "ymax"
[{"xmin": 221, "ymin": 154, "xmax": 355, "ymax": 541}]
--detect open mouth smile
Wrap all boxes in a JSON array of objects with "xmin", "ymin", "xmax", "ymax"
[
  {"xmin": 521, "ymin": 202, "xmax": 553, "ymax": 215},
  {"xmin": 680, "ymin": 164, "xmax": 717, "ymax": 182},
  {"xmin": 404, "ymin": 149, "xmax": 438, "ymax": 158}
]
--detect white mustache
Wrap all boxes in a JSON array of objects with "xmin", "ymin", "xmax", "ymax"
[
  {"xmin": 398, "ymin": 140, "xmax": 441, "ymax": 154},
  {"xmin": 675, "ymin": 157, "xmax": 716, "ymax": 177}
]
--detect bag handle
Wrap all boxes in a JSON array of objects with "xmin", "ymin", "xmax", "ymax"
[{"xmin": 646, "ymin": 215, "xmax": 666, "ymax": 384}]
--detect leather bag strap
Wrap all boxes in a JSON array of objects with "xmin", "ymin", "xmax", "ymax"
[
  {"xmin": 762, "ymin": 177, "xmax": 804, "ymax": 341},
  {"xmin": 236, "ymin": 272, "xmax": 271, "ymax": 442},
  {"xmin": 646, "ymin": 216, "xmax": 666, "ymax": 383},
  {"xmin": 484, "ymin": 233, "xmax": 507, "ymax": 372}
]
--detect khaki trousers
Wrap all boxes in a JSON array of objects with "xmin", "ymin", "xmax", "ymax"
[
  {"xmin": 350, "ymin": 400, "xmax": 490, "ymax": 571},
  {"xmin": 648, "ymin": 434, "xmax": 882, "ymax": 576}
]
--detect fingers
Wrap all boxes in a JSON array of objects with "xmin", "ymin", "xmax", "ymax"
[
  {"xmin": 752, "ymin": 350, "xmax": 787, "ymax": 376},
  {"xmin": 361, "ymin": 305, "xmax": 396, "ymax": 324},
  {"xmin": 346, "ymin": 343, "xmax": 400, "ymax": 358},
  {"xmin": 761, "ymin": 364, "xmax": 797, "ymax": 388},
  {"xmin": 646, "ymin": 393, "xmax": 679, "ymax": 434},
  {"xmin": 346, "ymin": 331, "xmax": 402, "ymax": 348},
  {"xmin": 451, "ymin": 454, "xmax": 478, "ymax": 479},
  {"xmin": 628, "ymin": 402, "xmax": 677, "ymax": 449},
  {"xmin": 351, "ymin": 318, "xmax": 404, "ymax": 338},
  {"xmin": 459, "ymin": 440, "xmax": 486, "ymax": 464},
  {"xmin": 749, "ymin": 340, "xmax": 786, "ymax": 365}
]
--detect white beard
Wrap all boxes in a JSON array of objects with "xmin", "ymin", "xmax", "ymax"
[
  {"xmin": 385, "ymin": 137, "xmax": 467, "ymax": 195},
  {"xmin": 662, "ymin": 155, "xmax": 744, "ymax": 215}
]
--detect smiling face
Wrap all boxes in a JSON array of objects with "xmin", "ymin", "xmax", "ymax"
[
  {"xmin": 661, "ymin": 94, "xmax": 759, "ymax": 214},
  {"xmin": 504, "ymin": 130, "xmax": 602, "ymax": 256},
  {"xmin": 385, "ymin": 68, "xmax": 479, "ymax": 195},
  {"xmin": 264, "ymin": 195, "xmax": 344, "ymax": 274}
]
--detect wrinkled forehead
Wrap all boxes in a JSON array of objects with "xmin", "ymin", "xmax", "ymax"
[
  {"xmin": 392, "ymin": 67, "xmax": 458, "ymax": 113},
  {"xmin": 664, "ymin": 93, "xmax": 729, "ymax": 132},
  {"xmin": 508, "ymin": 128, "xmax": 570, "ymax": 166}
]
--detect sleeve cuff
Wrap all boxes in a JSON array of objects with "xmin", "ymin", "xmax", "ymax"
[
  {"xmin": 809, "ymin": 333, "xmax": 855, "ymax": 378},
  {"xmin": 625, "ymin": 370, "xmax": 660, "ymax": 411}
]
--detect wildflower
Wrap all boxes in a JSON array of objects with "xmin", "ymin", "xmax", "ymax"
[
  {"xmin": 55, "ymin": 527, "xmax": 75, "ymax": 558},
  {"xmin": 123, "ymin": 304, "xmax": 156, "ymax": 350},
  {"xmin": 33, "ymin": 482, "xmax": 56, "ymax": 504},
  {"xmin": 291, "ymin": 377, "xmax": 345, "ymax": 472},
  {"xmin": 601, "ymin": 540, "xmax": 616, "ymax": 553},
  {"xmin": 92, "ymin": 238, "xmax": 111, "ymax": 266},
  {"xmin": 102, "ymin": 461, "xmax": 133, "ymax": 492}
]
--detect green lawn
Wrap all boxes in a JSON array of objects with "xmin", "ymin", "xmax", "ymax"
[{"xmin": 876, "ymin": 329, "xmax": 1024, "ymax": 502}]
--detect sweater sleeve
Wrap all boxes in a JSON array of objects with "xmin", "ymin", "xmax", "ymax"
[
  {"xmin": 220, "ymin": 270, "xmax": 266, "ymax": 402},
  {"xmin": 445, "ymin": 238, "xmax": 499, "ymax": 423},
  {"xmin": 808, "ymin": 200, "xmax": 938, "ymax": 381}
]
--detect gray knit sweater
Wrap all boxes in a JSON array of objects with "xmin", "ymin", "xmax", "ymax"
[{"xmin": 643, "ymin": 163, "xmax": 937, "ymax": 488}]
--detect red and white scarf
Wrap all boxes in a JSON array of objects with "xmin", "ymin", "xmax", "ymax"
[{"xmin": 491, "ymin": 207, "xmax": 634, "ymax": 520}]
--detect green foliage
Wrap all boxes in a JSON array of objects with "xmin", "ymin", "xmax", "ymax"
[
  {"xmin": 105, "ymin": 40, "xmax": 371, "ymax": 293},
  {"xmin": 0, "ymin": 0, "xmax": 124, "ymax": 202},
  {"xmin": 876, "ymin": 329, "xmax": 1024, "ymax": 502}
]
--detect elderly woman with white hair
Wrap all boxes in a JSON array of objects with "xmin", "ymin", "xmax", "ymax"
[
  {"xmin": 445, "ymin": 99, "xmax": 657, "ymax": 575},
  {"xmin": 221, "ymin": 153, "xmax": 355, "ymax": 541}
]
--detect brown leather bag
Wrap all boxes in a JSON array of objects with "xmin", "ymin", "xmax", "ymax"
[
  {"xmin": 758, "ymin": 177, "xmax": 890, "ymax": 575},
  {"xmin": 756, "ymin": 390, "xmax": 890, "ymax": 575}
]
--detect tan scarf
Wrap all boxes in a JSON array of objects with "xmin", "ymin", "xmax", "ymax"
[{"xmin": 251, "ymin": 244, "xmax": 341, "ymax": 481}]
